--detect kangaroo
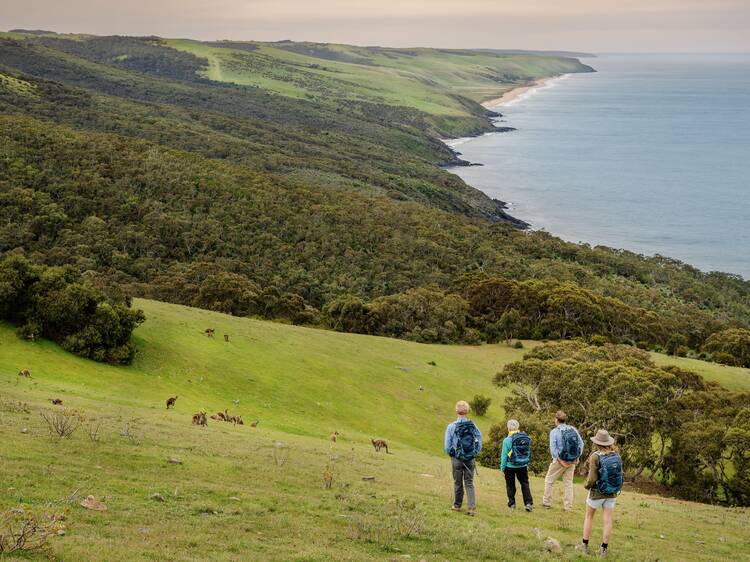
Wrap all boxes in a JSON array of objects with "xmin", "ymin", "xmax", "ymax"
[
  {"xmin": 371, "ymin": 438, "xmax": 391, "ymax": 454},
  {"xmin": 250, "ymin": 420, "xmax": 260, "ymax": 427},
  {"xmin": 330, "ymin": 431, "xmax": 339, "ymax": 442},
  {"xmin": 224, "ymin": 334, "xmax": 230, "ymax": 342},
  {"xmin": 323, "ymin": 465, "xmax": 334, "ymax": 489},
  {"xmin": 18, "ymin": 369, "xmax": 31, "ymax": 378},
  {"xmin": 50, "ymin": 398, "xmax": 63, "ymax": 406},
  {"xmin": 192, "ymin": 412, "xmax": 207, "ymax": 426},
  {"xmin": 166, "ymin": 396, "xmax": 178, "ymax": 409},
  {"xmin": 204, "ymin": 328, "xmax": 215, "ymax": 338}
]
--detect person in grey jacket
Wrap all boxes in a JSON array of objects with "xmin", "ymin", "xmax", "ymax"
[{"xmin": 444, "ymin": 400, "xmax": 482, "ymax": 516}]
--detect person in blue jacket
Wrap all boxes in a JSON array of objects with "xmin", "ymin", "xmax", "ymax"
[
  {"xmin": 444, "ymin": 400, "xmax": 482, "ymax": 516},
  {"xmin": 500, "ymin": 419, "xmax": 534, "ymax": 511}
]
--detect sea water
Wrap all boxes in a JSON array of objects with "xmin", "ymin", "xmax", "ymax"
[{"xmin": 448, "ymin": 54, "xmax": 750, "ymax": 278}]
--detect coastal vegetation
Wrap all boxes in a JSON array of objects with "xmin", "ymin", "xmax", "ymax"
[
  {"xmin": 488, "ymin": 341, "xmax": 750, "ymax": 506},
  {"xmin": 0, "ymin": 36, "xmax": 749, "ymax": 356}
]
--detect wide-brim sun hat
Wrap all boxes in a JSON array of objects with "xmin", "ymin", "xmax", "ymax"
[{"xmin": 590, "ymin": 429, "xmax": 615, "ymax": 446}]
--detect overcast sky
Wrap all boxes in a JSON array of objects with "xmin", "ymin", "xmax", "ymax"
[{"xmin": 3, "ymin": 0, "xmax": 749, "ymax": 53}]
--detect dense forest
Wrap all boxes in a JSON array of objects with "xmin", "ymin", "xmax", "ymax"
[{"xmin": 1, "ymin": 32, "xmax": 749, "ymax": 365}]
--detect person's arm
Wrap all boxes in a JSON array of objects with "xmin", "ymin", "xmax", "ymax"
[
  {"xmin": 500, "ymin": 437, "xmax": 510, "ymax": 472},
  {"xmin": 444, "ymin": 423, "xmax": 454, "ymax": 455},
  {"xmin": 549, "ymin": 428, "xmax": 559, "ymax": 460},
  {"xmin": 475, "ymin": 423, "xmax": 482, "ymax": 453},
  {"xmin": 584, "ymin": 453, "xmax": 598, "ymax": 490}
]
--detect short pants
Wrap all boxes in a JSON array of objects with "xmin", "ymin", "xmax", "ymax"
[{"xmin": 586, "ymin": 495, "xmax": 616, "ymax": 509}]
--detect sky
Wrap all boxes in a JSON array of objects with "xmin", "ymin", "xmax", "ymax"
[{"xmin": 3, "ymin": 0, "xmax": 750, "ymax": 53}]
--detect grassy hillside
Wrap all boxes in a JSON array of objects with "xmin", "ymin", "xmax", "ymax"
[
  {"xmin": 1, "ymin": 300, "xmax": 749, "ymax": 560},
  {"xmin": 167, "ymin": 39, "xmax": 592, "ymax": 113}
]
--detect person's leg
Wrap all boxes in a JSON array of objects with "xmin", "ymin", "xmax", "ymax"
[
  {"xmin": 542, "ymin": 461, "xmax": 563, "ymax": 507},
  {"xmin": 602, "ymin": 506, "xmax": 614, "ymax": 545},
  {"xmin": 518, "ymin": 466, "xmax": 533, "ymax": 507},
  {"xmin": 464, "ymin": 460, "xmax": 476, "ymax": 511},
  {"xmin": 583, "ymin": 505, "xmax": 596, "ymax": 541},
  {"xmin": 451, "ymin": 457, "xmax": 464, "ymax": 508},
  {"xmin": 580, "ymin": 504, "xmax": 596, "ymax": 554},
  {"xmin": 562, "ymin": 463, "xmax": 575, "ymax": 511},
  {"xmin": 504, "ymin": 468, "xmax": 517, "ymax": 507}
]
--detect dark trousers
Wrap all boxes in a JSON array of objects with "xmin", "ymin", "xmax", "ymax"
[
  {"xmin": 451, "ymin": 457, "xmax": 476, "ymax": 509},
  {"xmin": 504, "ymin": 466, "xmax": 533, "ymax": 507}
]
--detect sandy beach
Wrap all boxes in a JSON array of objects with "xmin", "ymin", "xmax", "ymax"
[{"xmin": 481, "ymin": 76, "xmax": 559, "ymax": 109}]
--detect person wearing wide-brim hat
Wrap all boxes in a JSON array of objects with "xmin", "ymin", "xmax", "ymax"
[{"xmin": 578, "ymin": 429, "xmax": 623, "ymax": 558}]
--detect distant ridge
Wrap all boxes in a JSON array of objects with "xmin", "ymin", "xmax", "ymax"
[
  {"xmin": 8, "ymin": 29, "xmax": 58, "ymax": 35},
  {"xmin": 477, "ymin": 48, "xmax": 596, "ymax": 58}
]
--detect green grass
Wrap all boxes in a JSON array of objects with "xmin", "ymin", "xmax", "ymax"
[
  {"xmin": 165, "ymin": 40, "xmax": 591, "ymax": 116},
  {"xmin": 1, "ymin": 299, "xmax": 748, "ymax": 560},
  {"xmin": 651, "ymin": 352, "xmax": 750, "ymax": 391}
]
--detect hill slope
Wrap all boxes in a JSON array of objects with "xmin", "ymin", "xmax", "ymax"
[{"xmin": 1, "ymin": 300, "xmax": 749, "ymax": 560}]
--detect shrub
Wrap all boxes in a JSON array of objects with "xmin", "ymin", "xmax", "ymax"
[
  {"xmin": 469, "ymin": 394, "xmax": 492, "ymax": 416},
  {"xmin": 713, "ymin": 351, "xmax": 738, "ymax": 366},
  {"xmin": 0, "ymin": 255, "xmax": 144, "ymax": 364},
  {"xmin": 590, "ymin": 335, "xmax": 608, "ymax": 347},
  {"xmin": 702, "ymin": 328, "xmax": 750, "ymax": 368},
  {"xmin": 675, "ymin": 345, "xmax": 689, "ymax": 357},
  {"xmin": 513, "ymin": 340, "xmax": 524, "ymax": 349},
  {"xmin": 40, "ymin": 409, "xmax": 83, "ymax": 438},
  {"xmin": 0, "ymin": 508, "xmax": 66, "ymax": 554}
]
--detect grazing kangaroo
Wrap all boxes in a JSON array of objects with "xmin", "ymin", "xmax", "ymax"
[
  {"xmin": 323, "ymin": 465, "xmax": 334, "ymax": 489},
  {"xmin": 250, "ymin": 420, "xmax": 259, "ymax": 427},
  {"xmin": 166, "ymin": 396, "xmax": 178, "ymax": 409},
  {"xmin": 330, "ymin": 431, "xmax": 339, "ymax": 442},
  {"xmin": 192, "ymin": 412, "xmax": 208, "ymax": 426},
  {"xmin": 371, "ymin": 439, "xmax": 391, "ymax": 454},
  {"xmin": 50, "ymin": 398, "xmax": 63, "ymax": 406},
  {"xmin": 204, "ymin": 328, "xmax": 215, "ymax": 338},
  {"xmin": 18, "ymin": 369, "xmax": 31, "ymax": 378}
]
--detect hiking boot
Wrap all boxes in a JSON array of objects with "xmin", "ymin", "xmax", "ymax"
[
  {"xmin": 524, "ymin": 504, "xmax": 533, "ymax": 512},
  {"xmin": 467, "ymin": 508, "xmax": 476, "ymax": 517},
  {"xmin": 576, "ymin": 542, "xmax": 589, "ymax": 555},
  {"xmin": 451, "ymin": 505, "xmax": 462, "ymax": 513},
  {"xmin": 598, "ymin": 547, "xmax": 608, "ymax": 557},
  {"xmin": 508, "ymin": 504, "xmax": 516, "ymax": 510}
]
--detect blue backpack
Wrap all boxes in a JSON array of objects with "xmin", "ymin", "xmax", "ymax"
[
  {"xmin": 510, "ymin": 432, "xmax": 532, "ymax": 466},
  {"xmin": 596, "ymin": 452, "xmax": 624, "ymax": 495},
  {"xmin": 453, "ymin": 420, "xmax": 481, "ymax": 461},
  {"xmin": 559, "ymin": 426, "xmax": 582, "ymax": 462}
]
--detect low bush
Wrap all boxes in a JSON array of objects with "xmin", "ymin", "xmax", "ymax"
[
  {"xmin": 0, "ymin": 254, "xmax": 144, "ymax": 364},
  {"xmin": 469, "ymin": 394, "xmax": 492, "ymax": 417}
]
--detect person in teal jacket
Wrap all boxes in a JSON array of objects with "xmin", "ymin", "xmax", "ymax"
[{"xmin": 500, "ymin": 419, "xmax": 534, "ymax": 511}]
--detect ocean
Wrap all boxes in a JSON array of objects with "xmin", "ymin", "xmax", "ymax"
[{"xmin": 448, "ymin": 54, "xmax": 750, "ymax": 278}]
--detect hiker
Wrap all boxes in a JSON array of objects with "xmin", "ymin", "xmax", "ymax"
[
  {"xmin": 500, "ymin": 419, "xmax": 534, "ymax": 511},
  {"xmin": 579, "ymin": 429, "xmax": 624, "ymax": 557},
  {"xmin": 444, "ymin": 400, "xmax": 482, "ymax": 516},
  {"xmin": 542, "ymin": 410, "xmax": 584, "ymax": 511}
]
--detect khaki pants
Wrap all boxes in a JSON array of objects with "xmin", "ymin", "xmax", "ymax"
[{"xmin": 542, "ymin": 460, "xmax": 575, "ymax": 510}]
